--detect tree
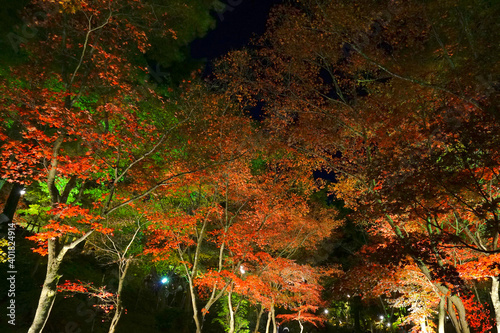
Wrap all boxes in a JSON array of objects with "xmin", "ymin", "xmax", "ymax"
[
  {"xmin": 218, "ymin": 0, "xmax": 500, "ymax": 331},
  {"xmin": 145, "ymin": 82, "xmax": 339, "ymax": 332},
  {"xmin": 88, "ymin": 217, "xmax": 144, "ymax": 333},
  {"xmin": 0, "ymin": 1, "xmax": 219, "ymax": 332}
]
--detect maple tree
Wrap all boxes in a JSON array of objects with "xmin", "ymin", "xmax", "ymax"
[
  {"xmin": 84, "ymin": 217, "xmax": 144, "ymax": 333},
  {"xmin": 0, "ymin": 1, "xmax": 223, "ymax": 332},
  {"xmin": 2, "ymin": 0, "xmax": 498, "ymax": 332},
  {"xmin": 144, "ymin": 81, "xmax": 339, "ymax": 332},
  {"xmin": 217, "ymin": 0, "xmax": 500, "ymax": 332}
]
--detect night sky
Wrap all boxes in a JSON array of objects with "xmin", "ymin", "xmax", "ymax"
[{"xmin": 190, "ymin": 0, "xmax": 282, "ymax": 60}]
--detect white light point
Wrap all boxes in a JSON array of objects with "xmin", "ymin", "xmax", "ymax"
[
  {"xmin": 239, "ymin": 265, "xmax": 245, "ymax": 274},
  {"xmin": 161, "ymin": 277, "xmax": 168, "ymax": 284},
  {"xmin": 379, "ymin": 315, "xmax": 384, "ymax": 320},
  {"xmin": 324, "ymin": 309, "xmax": 329, "ymax": 314},
  {"xmin": 20, "ymin": 189, "xmax": 26, "ymax": 195}
]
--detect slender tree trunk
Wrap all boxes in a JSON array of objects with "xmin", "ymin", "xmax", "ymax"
[
  {"xmin": 420, "ymin": 318, "xmax": 428, "ymax": 333},
  {"xmin": 491, "ymin": 276, "xmax": 500, "ymax": 333},
  {"xmin": 186, "ymin": 276, "xmax": 203, "ymax": 333},
  {"xmin": 28, "ymin": 240, "xmax": 62, "ymax": 333},
  {"xmin": 265, "ymin": 310, "xmax": 272, "ymax": 333},
  {"xmin": 228, "ymin": 288, "xmax": 235, "ymax": 333},
  {"xmin": 254, "ymin": 305, "xmax": 264, "ymax": 333},
  {"xmin": 445, "ymin": 294, "xmax": 470, "ymax": 333},
  {"xmin": 108, "ymin": 260, "xmax": 130, "ymax": 333},
  {"xmin": 438, "ymin": 296, "xmax": 445, "ymax": 333},
  {"xmin": 28, "ymin": 231, "xmax": 92, "ymax": 333},
  {"xmin": 271, "ymin": 306, "xmax": 277, "ymax": 333},
  {"xmin": 29, "ymin": 135, "xmax": 70, "ymax": 333},
  {"xmin": 451, "ymin": 295, "xmax": 469, "ymax": 333}
]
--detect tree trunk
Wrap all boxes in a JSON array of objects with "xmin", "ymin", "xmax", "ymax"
[
  {"xmin": 28, "ymin": 239, "xmax": 62, "ymax": 333},
  {"xmin": 420, "ymin": 318, "xmax": 428, "ymax": 333},
  {"xmin": 438, "ymin": 296, "xmax": 445, "ymax": 333},
  {"xmin": 271, "ymin": 306, "xmax": 277, "ymax": 333},
  {"xmin": 28, "ymin": 231, "xmax": 92, "ymax": 333},
  {"xmin": 451, "ymin": 295, "xmax": 469, "ymax": 333},
  {"xmin": 254, "ymin": 305, "xmax": 264, "ymax": 333},
  {"xmin": 416, "ymin": 261, "xmax": 470, "ymax": 333},
  {"xmin": 491, "ymin": 276, "xmax": 500, "ymax": 333},
  {"xmin": 265, "ymin": 310, "xmax": 272, "ymax": 333},
  {"xmin": 108, "ymin": 260, "xmax": 130, "ymax": 333},
  {"xmin": 445, "ymin": 294, "xmax": 470, "ymax": 333},
  {"xmin": 228, "ymin": 289, "xmax": 235, "ymax": 333},
  {"xmin": 187, "ymin": 278, "xmax": 203, "ymax": 333}
]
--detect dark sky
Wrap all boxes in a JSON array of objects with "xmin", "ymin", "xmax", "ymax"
[{"xmin": 190, "ymin": 0, "xmax": 282, "ymax": 60}]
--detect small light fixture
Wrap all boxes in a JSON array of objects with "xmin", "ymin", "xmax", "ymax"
[
  {"xmin": 161, "ymin": 277, "xmax": 169, "ymax": 284},
  {"xmin": 239, "ymin": 265, "xmax": 245, "ymax": 274},
  {"xmin": 387, "ymin": 322, "xmax": 391, "ymax": 327},
  {"xmin": 379, "ymin": 315, "xmax": 384, "ymax": 320},
  {"xmin": 347, "ymin": 294, "xmax": 350, "ymax": 298},
  {"xmin": 324, "ymin": 309, "xmax": 329, "ymax": 314},
  {"xmin": 20, "ymin": 189, "xmax": 26, "ymax": 195}
]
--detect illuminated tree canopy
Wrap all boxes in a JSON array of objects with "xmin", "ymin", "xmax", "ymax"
[{"xmin": 0, "ymin": 1, "xmax": 499, "ymax": 333}]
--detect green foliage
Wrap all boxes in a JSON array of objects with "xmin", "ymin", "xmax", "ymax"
[
  {"xmin": 250, "ymin": 156, "xmax": 267, "ymax": 175},
  {"xmin": 213, "ymin": 294, "xmax": 251, "ymax": 333},
  {"xmin": 17, "ymin": 203, "xmax": 49, "ymax": 217},
  {"xmin": 72, "ymin": 93, "xmax": 99, "ymax": 113}
]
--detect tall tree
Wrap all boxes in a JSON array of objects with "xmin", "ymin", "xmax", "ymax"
[
  {"xmin": 218, "ymin": 0, "xmax": 500, "ymax": 331},
  {"xmin": 145, "ymin": 81, "xmax": 339, "ymax": 332},
  {"xmin": 0, "ymin": 1, "xmax": 219, "ymax": 332}
]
